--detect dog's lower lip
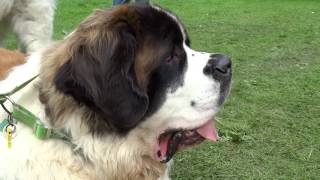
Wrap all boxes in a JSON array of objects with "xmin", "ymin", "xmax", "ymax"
[
  {"xmin": 159, "ymin": 130, "xmax": 205, "ymax": 163},
  {"xmin": 157, "ymin": 119, "xmax": 218, "ymax": 163},
  {"xmin": 161, "ymin": 131, "xmax": 183, "ymax": 163}
]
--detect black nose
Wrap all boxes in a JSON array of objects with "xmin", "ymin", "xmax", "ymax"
[{"xmin": 203, "ymin": 54, "xmax": 231, "ymax": 78}]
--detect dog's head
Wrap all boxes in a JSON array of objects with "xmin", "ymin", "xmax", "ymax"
[{"xmin": 47, "ymin": 5, "xmax": 231, "ymax": 163}]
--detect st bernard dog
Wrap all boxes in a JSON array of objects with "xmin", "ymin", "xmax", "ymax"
[
  {"xmin": 0, "ymin": 4, "xmax": 232, "ymax": 180},
  {"xmin": 0, "ymin": 0, "xmax": 55, "ymax": 53}
]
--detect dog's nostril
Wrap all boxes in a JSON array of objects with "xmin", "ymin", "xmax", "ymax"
[
  {"xmin": 203, "ymin": 54, "xmax": 231, "ymax": 77},
  {"xmin": 213, "ymin": 54, "xmax": 231, "ymax": 74},
  {"xmin": 215, "ymin": 65, "xmax": 229, "ymax": 74}
]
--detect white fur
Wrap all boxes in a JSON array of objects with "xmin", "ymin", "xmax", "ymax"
[
  {"xmin": 0, "ymin": 0, "xmax": 55, "ymax": 53},
  {"xmin": 0, "ymin": 51, "xmax": 41, "ymax": 94}
]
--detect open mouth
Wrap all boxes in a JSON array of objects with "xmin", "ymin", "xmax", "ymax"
[{"xmin": 156, "ymin": 120, "xmax": 218, "ymax": 163}]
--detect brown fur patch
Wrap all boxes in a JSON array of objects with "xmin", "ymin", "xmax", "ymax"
[
  {"xmin": 135, "ymin": 39, "xmax": 168, "ymax": 90},
  {"xmin": 38, "ymin": 5, "xmax": 162, "ymax": 128},
  {"xmin": 0, "ymin": 48, "xmax": 26, "ymax": 80}
]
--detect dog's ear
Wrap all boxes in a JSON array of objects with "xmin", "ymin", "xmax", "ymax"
[{"xmin": 54, "ymin": 10, "xmax": 149, "ymax": 133}]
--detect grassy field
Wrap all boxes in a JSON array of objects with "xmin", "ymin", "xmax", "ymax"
[{"xmin": 4, "ymin": 0, "xmax": 320, "ymax": 179}]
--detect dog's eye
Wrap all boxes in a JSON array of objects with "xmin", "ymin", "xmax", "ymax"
[
  {"xmin": 166, "ymin": 56, "xmax": 173, "ymax": 64},
  {"xmin": 166, "ymin": 54, "xmax": 177, "ymax": 64}
]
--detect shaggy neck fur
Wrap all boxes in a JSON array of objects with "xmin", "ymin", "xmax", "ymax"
[{"xmin": 38, "ymin": 96, "xmax": 167, "ymax": 179}]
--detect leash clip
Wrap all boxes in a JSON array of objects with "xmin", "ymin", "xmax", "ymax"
[{"xmin": 2, "ymin": 115, "xmax": 17, "ymax": 139}]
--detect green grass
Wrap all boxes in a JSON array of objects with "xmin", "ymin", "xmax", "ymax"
[{"xmin": 4, "ymin": 0, "xmax": 320, "ymax": 179}]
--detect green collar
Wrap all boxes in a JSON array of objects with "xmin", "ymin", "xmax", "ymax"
[
  {"xmin": 12, "ymin": 103, "xmax": 71, "ymax": 141},
  {"xmin": 0, "ymin": 76, "xmax": 85, "ymax": 159},
  {"xmin": 0, "ymin": 75, "xmax": 71, "ymax": 141}
]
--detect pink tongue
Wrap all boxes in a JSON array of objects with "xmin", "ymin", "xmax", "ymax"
[
  {"xmin": 159, "ymin": 134, "xmax": 171, "ymax": 159},
  {"xmin": 196, "ymin": 120, "xmax": 219, "ymax": 141}
]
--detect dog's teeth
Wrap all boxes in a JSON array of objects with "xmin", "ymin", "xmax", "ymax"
[{"xmin": 184, "ymin": 130, "xmax": 198, "ymax": 137}]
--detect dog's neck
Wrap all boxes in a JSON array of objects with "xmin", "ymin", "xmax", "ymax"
[
  {"xmin": 46, "ymin": 110, "xmax": 167, "ymax": 179},
  {"xmin": 71, "ymin": 130, "xmax": 167, "ymax": 179}
]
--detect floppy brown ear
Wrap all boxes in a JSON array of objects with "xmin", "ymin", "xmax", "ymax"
[{"xmin": 54, "ymin": 8, "xmax": 149, "ymax": 134}]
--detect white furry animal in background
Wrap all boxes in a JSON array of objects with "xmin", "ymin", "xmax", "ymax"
[{"xmin": 0, "ymin": 0, "xmax": 55, "ymax": 53}]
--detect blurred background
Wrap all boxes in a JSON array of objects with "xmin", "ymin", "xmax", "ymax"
[{"xmin": 4, "ymin": 0, "xmax": 320, "ymax": 179}]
